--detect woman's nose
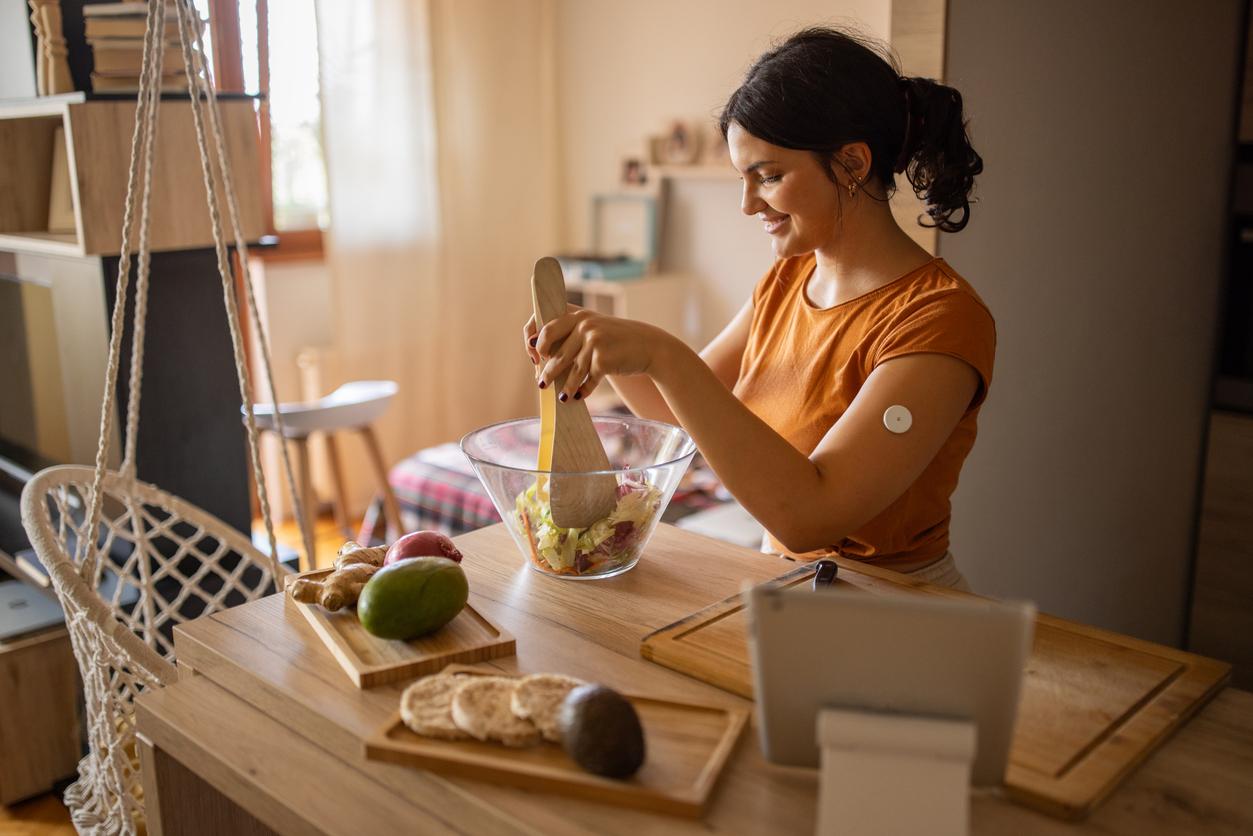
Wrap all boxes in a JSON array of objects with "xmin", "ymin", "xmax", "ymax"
[{"xmin": 741, "ymin": 182, "xmax": 764, "ymax": 216}]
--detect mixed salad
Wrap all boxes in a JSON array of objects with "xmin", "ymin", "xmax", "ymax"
[{"xmin": 515, "ymin": 478, "xmax": 662, "ymax": 576}]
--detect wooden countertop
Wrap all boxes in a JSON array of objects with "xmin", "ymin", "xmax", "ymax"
[{"xmin": 135, "ymin": 524, "xmax": 1253, "ymax": 835}]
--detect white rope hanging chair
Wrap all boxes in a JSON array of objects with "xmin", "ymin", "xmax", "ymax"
[{"xmin": 19, "ymin": 1, "xmax": 312, "ymax": 832}]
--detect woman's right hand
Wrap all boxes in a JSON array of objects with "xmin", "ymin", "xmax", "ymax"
[{"xmin": 522, "ymin": 302, "xmax": 581, "ymax": 366}]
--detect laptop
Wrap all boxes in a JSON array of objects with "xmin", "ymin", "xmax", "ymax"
[
  {"xmin": 0, "ymin": 579, "xmax": 66, "ymax": 642},
  {"xmin": 746, "ymin": 584, "xmax": 1035, "ymax": 786}
]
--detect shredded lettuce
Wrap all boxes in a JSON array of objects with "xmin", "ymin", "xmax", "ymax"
[{"xmin": 515, "ymin": 479, "xmax": 661, "ymax": 575}]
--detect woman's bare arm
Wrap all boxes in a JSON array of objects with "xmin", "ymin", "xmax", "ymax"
[{"xmin": 605, "ymin": 298, "xmax": 754, "ymax": 422}]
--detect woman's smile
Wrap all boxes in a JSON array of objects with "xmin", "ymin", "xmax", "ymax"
[{"xmin": 760, "ymin": 213, "xmax": 790, "ymax": 235}]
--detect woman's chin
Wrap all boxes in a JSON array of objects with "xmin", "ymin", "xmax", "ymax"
[{"xmin": 770, "ymin": 235, "xmax": 801, "ymax": 259}]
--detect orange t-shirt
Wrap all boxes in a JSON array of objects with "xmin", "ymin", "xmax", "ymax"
[{"xmin": 732, "ymin": 255, "xmax": 996, "ymax": 570}]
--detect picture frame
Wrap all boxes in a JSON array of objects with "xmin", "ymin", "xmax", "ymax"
[
  {"xmin": 619, "ymin": 156, "xmax": 648, "ymax": 187},
  {"xmin": 654, "ymin": 119, "xmax": 702, "ymax": 165}
]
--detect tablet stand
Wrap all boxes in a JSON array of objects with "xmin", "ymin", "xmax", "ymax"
[{"xmin": 816, "ymin": 708, "xmax": 976, "ymax": 836}]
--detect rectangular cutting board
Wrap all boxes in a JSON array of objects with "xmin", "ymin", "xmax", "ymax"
[
  {"xmin": 639, "ymin": 561, "xmax": 1231, "ymax": 820},
  {"xmin": 288, "ymin": 569, "xmax": 515, "ymax": 688},
  {"xmin": 365, "ymin": 664, "xmax": 748, "ymax": 817}
]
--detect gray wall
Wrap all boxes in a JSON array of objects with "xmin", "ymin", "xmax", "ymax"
[{"xmin": 942, "ymin": 0, "xmax": 1242, "ymax": 644}]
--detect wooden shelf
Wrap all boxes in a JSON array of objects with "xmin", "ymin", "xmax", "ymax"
[
  {"xmin": 0, "ymin": 231, "xmax": 81, "ymax": 256},
  {"xmin": 569, "ymin": 272, "xmax": 677, "ymax": 295},
  {"xmin": 0, "ymin": 96, "xmax": 264, "ymax": 257},
  {"xmin": 650, "ymin": 164, "xmax": 739, "ymax": 181}
]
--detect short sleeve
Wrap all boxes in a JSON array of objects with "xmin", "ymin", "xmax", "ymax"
[{"xmin": 872, "ymin": 290, "xmax": 997, "ymax": 410}]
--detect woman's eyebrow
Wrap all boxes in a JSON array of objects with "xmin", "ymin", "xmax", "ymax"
[{"xmin": 744, "ymin": 160, "xmax": 777, "ymax": 173}]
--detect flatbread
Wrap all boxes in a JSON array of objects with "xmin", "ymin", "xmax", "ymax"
[
  {"xmin": 451, "ymin": 677, "xmax": 541, "ymax": 747},
  {"xmin": 510, "ymin": 673, "xmax": 583, "ymax": 743},
  {"xmin": 399, "ymin": 673, "xmax": 471, "ymax": 741}
]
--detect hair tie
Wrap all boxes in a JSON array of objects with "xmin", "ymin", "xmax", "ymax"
[{"xmin": 893, "ymin": 79, "xmax": 913, "ymax": 174}]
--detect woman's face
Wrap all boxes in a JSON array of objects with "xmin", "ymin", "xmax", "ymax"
[{"xmin": 727, "ymin": 121, "xmax": 845, "ymax": 259}]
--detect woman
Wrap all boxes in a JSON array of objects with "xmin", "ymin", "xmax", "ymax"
[{"xmin": 524, "ymin": 27, "xmax": 990, "ymax": 589}]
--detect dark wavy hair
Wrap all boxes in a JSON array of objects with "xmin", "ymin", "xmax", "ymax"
[{"xmin": 719, "ymin": 26, "xmax": 983, "ymax": 233}]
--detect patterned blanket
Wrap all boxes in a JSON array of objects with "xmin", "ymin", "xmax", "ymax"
[{"xmin": 358, "ymin": 441, "xmax": 726, "ymax": 544}]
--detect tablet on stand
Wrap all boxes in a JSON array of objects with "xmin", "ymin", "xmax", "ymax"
[{"xmin": 747, "ymin": 583, "xmax": 1035, "ymax": 836}]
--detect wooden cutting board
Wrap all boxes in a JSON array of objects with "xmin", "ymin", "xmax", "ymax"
[
  {"xmin": 365, "ymin": 664, "xmax": 748, "ymax": 817},
  {"xmin": 288, "ymin": 569, "xmax": 516, "ymax": 688},
  {"xmin": 640, "ymin": 560, "xmax": 1231, "ymax": 820}
]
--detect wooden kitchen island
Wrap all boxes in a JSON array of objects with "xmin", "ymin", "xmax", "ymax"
[{"xmin": 135, "ymin": 524, "xmax": 1253, "ymax": 835}]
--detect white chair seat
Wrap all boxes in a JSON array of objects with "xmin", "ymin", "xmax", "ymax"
[{"xmin": 248, "ymin": 380, "xmax": 398, "ymax": 437}]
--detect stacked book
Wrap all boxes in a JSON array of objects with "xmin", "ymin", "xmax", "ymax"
[{"xmin": 84, "ymin": 2, "xmax": 205, "ymax": 94}]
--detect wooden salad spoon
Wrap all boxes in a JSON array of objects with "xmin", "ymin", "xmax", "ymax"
[{"xmin": 531, "ymin": 257, "xmax": 618, "ymax": 529}]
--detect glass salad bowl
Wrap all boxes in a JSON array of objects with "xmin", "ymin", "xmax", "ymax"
[{"xmin": 460, "ymin": 415, "xmax": 696, "ymax": 579}]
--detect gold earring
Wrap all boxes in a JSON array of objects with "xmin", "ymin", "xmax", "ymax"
[{"xmin": 847, "ymin": 179, "xmax": 858, "ymax": 198}]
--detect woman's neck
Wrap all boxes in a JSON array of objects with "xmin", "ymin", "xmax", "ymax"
[{"xmin": 809, "ymin": 203, "xmax": 933, "ymax": 308}]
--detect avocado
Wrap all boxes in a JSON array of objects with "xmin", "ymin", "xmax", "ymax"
[
  {"xmin": 357, "ymin": 557, "xmax": 468, "ymax": 640},
  {"xmin": 557, "ymin": 684, "xmax": 646, "ymax": 778}
]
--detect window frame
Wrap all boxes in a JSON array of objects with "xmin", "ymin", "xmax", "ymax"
[{"xmin": 208, "ymin": 0, "xmax": 325, "ymax": 262}]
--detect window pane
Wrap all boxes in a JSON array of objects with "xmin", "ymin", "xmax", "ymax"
[
  {"xmin": 262, "ymin": 0, "xmax": 329, "ymax": 230},
  {"xmin": 238, "ymin": 0, "xmax": 259, "ymax": 94},
  {"xmin": 191, "ymin": 0, "xmax": 215, "ymax": 79}
]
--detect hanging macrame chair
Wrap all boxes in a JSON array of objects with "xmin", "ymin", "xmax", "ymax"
[{"xmin": 19, "ymin": 1, "xmax": 313, "ymax": 832}]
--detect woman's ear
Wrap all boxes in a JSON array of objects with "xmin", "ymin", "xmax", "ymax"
[{"xmin": 837, "ymin": 142, "xmax": 873, "ymax": 184}]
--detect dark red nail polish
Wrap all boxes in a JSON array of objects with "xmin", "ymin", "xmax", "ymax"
[
  {"xmin": 573, "ymin": 392, "xmax": 582, "ymax": 400},
  {"xmin": 529, "ymin": 337, "xmax": 537, "ymax": 347},
  {"xmin": 559, "ymin": 392, "xmax": 568, "ymax": 403},
  {"xmin": 538, "ymin": 380, "xmax": 546, "ymax": 389}
]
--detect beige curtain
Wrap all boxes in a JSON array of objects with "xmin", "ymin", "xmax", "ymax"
[{"xmin": 314, "ymin": 0, "xmax": 562, "ymax": 511}]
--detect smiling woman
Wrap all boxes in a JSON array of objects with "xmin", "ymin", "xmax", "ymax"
[{"xmin": 526, "ymin": 26, "xmax": 991, "ymax": 586}]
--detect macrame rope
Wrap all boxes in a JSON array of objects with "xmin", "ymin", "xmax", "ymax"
[
  {"xmin": 171, "ymin": 0, "xmax": 290, "ymax": 579},
  {"xmin": 120, "ymin": 2, "xmax": 165, "ymax": 479},
  {"xmin": 183, "ymin": 6, "xmax": 315, "ymax": 568},
  {"xmin": 81, "ymin": 0, "xmax": 310, "ymax": 596},
  {"xmin": 35, "ymin": 4, "xmax": 328, "ymax": 822},
  {"xmin": 122, "ymin": 2, "xmax": 168, "ymax": 651},
  {"xmin": 77, "ymin": 0, "xmax": 168, "ymax": 585}
]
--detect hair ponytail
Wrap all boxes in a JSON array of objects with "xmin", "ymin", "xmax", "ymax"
[
  {"xmin": 720, "ymin": 27, "xmax": 983, "ymax": 233},
  {"xmin": 897, "ymin": 76, "xmax": 983, "ymax": 232}
]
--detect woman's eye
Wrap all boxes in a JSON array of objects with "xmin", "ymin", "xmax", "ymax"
[{"xmin": 758, "ymin": 174, "xmax": 781, "ymax": 184}]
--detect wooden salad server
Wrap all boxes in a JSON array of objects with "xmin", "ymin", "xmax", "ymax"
[{"xmin": 531, "ymin": 257, "xmax": 618, "ymax": 529}]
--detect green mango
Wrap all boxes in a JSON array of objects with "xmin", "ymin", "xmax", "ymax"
[{"xmin": 357, "ymin": 557, "xmax": 469, "ymax": 640}]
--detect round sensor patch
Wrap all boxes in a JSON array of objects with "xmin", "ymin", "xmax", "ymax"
[{"xmin": 883, "ymin": 405, "xmax": 912, "ymax": 434}]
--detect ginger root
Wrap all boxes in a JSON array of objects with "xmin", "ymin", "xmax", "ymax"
[
  {"xmin": 334, "ymin": 541, "xmax": 387, "ymax": 568},
  {"xmin": 290, "ymin": 541, "xmax": 389, "ymax": 611}
]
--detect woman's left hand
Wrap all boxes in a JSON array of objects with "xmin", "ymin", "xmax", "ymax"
[{"xmin": 534, "ymin": 309, "xmax": 672, "ymax": 402}]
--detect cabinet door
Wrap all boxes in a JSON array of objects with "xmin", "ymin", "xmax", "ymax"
[
  {"xmin": 569, "ymin": 275, "xmax": 692, "ymax": 346},
  {"xmin": 616, "ymin": 278, "xmax": 689, "ymax": 343}
]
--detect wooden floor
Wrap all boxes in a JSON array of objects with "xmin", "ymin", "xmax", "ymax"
[
  {"xmin": 0, "ymin": 791, "xmax": 76, "ymax": 835},
  {"xmin": 262, "ymin": 510, "xmax": 364, "ymax": 571}
]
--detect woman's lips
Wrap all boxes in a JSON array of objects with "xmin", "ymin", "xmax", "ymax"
[{"xmin": 762, "ymin": 215, "xmax": 790, "ymax": 234}]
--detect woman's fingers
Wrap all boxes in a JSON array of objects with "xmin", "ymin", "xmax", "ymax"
[
  {"xmin": 574, "ymin": 364, "xmax": 604, "ymax": 401},
  {"xmin": 522, "ymin": 316, "xmax": 541, "ymax": 365},
  {"xmin": 535, "ymin": 313, "xmax": 581, "ymax": 361},
  {"xmin": 538, "ymin": 327, "xmax": 582, "ymax": 390},
  {"xmin": 559, "ymin": 347, "xmax": 593, "ymax": 402},
  {"xmin": 527, "ymin": 305, "xmax": 588, "ymax": 367}
]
